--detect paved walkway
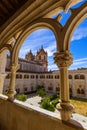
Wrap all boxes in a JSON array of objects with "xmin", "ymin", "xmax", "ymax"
[{"xmin": 25, "ymin": 95, "xmax": 41, "ymax": 107}]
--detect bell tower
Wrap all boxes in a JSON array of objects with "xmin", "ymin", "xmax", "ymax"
[
  {"xmin": 36, "ymin": 46, "xmax": 48, "ymax": 71},
  {"xmin": 25, "ymin": 50, "xmax": 35, "ymax": 61}
]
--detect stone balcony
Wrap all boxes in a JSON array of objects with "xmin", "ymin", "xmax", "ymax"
[{"xmin": 0, "ymin": 94, "xmax": 85, "ymax": 130}]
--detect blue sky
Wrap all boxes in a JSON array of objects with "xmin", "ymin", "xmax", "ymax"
[{"xmin": 19, "ymin": 1, "xmax": 87, "ymax": 71}]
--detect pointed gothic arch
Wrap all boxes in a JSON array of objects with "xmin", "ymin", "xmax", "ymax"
[
  {"xmin": 63, "ymin": 2, "xmax": 87, "ymax": 50},
  {"xmin": 12, "ymin": 18, "xmax": 62, "ymax": 65}
]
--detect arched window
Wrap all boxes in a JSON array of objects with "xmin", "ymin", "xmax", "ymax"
[
  {"xmin": 68, "ymin": 75, "xmax": 72, "ymax": 79},
  {"xmin": 46, "ymin": 75, "xmax": 48, "ymax": 79},
  {"xmin": 36, "ymin": 75, "xmax": 38, "ymax": 79},
  {"xmin": 74, "ymin": 75, "xmax": 79, "ymax": 79},
  {"xmin": 55, "ymin": 75, "xmax": 59, "ymax": 79},
  {"xmin": 27, "ymin": 75, "xmax": 29, "ymax": 78},
  {"xmin": 56, "ymin": 87, "xmax": 60, "ymax": 92},
  {"xmin": 20, "ymin": 75, "xmax": 22, "ymax": 79},
  {"xmin": 24, "ymin": 75, "xmax": 27, "ymax": 79},
  {"xmin": 80, "ymin": 75, "xmax": 85, "ymax": 79},
  {"xmin": 81, "ymin": 89, "xmax": 85, "ymax": 94},
  {"xmin": 39, "ymin": 56, "xmax": 41, "ymax": 60},
  {"xmin": 77, "ymin": 88, "xmax": 81, "ymax": 94}
]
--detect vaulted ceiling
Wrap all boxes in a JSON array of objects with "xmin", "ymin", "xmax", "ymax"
[{"xmin": 0, "ymin": 0, "xmax": 32, "ymax": 27}]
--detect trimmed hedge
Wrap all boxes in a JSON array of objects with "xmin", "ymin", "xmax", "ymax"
[
  {"xmin": 40, "ymin": 98, "xmax": 55, "ymax": 112},
  {"xmin": 16, "ymin": 94, "xmax": 27, "ymax": 102}
]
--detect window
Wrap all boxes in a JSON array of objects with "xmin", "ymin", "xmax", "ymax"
[
  {"xmin": 55, "ymin": 75, "xmax": 59, "ymax": 79},
  {"xmin": 31, "ymin": 75, "xmax": 34, "ymax": 79},
  {"xmin": 81, "ymin": 89, "xmax": 85, "ymax": 94},
  {"xmin": 68, "ymin": 75, "xmax": 72, "ymax": 79},
  {"xmin": 75, "ymin": 75, "xmax": 79, "ymax": 79},
  {"xmin": 24, "ymin": 75, "xmax": 27, "ymax": 78},
  {"xmin": 24, "ymin": 87, "xmax": 27, "ymax": 92},
  {"xmin": 39, "ymin": 56, "xmax": 41, "ymax": 60},
  {"xmin": 27, "ymin": 75, "xmax": 29, "ymax": 78},
  {"xmin": 77, "ymin": 88, "xmax": 81, "ymax": 94},
  {"xmin": 56, "ymin": 87, "xmax": 60, "ymax": 91},
  {"xmin": 80, "ymin": 75, "xmax": 85, "ymax": 79},
  {"xmin": 48, "ymin": 87, "xmax": 53, "ymax": 91},
  {"xmin": 16, "ymin": 88, "xmax": 20, "ymax": 94},
  {"xmin": 36, "ymin": 75, "xmax": 38, "ymax": 79},
  {"xmin": 20, "ymin": 75, "xmax": 22, "ymax": 79}
]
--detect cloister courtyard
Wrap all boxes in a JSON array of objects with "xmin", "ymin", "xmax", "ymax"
[{"xmin": 14, "ymin": 92, "xmax": 87, "ymax": 129}]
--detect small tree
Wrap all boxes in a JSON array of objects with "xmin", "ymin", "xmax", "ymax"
[{"xmin": 36, "ymin": 85, "xmax": 46, "ymax": 97}]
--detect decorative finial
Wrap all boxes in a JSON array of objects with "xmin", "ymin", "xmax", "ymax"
[
  {"xmin": 30, "ymin": 49, "xmax": 32, "ymax": 53},
  {"xmin": 41, "ymin": 45, "xmax": 43, "ymax": 49}
]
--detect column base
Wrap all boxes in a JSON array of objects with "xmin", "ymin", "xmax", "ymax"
[
  {"xmin": 56, "ymin": 102, "xmax": 74, "ymax": 121},
  {"xmin": 7, "ymin": 90, "xmax": 16, "ymax": 101}
]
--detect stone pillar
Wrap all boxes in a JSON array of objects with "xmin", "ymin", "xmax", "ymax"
[
  {"xmin": 54, "ymin": 51, "xmax": 74, "ymax": 121},
  {"xmin": 7, "ymin": 64, "xmax": 19, "ymax": 101},
  {"xmin": 0, "ymin": 73, "xmax": 6, "ymax": 93}
]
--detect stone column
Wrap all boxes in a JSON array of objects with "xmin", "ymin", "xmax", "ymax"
[
  {"xmin": 54, "ymin": 51, "xmax": 74, "ymax": 121},
  {"xmin": 0, "ymin": 73, "xmax": 6, "ymax": 93},
  {"xmin": 7, "ymin": 64, "xmax": 19, "ymax": 101}
]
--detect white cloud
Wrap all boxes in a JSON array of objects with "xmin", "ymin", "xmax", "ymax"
[
  {"xmin": 73, "ymin": 57, "xmax": 87, "ymax": 65},
  {"xmin": 45, "ymin": 43, "xmax": 56, "ymax": 57},
  {"xmin": 70, "ymin": 57, "xmax": 87, "ymax": 70},
  {"xmin": 71, "ymin": 27, "xmax": 87, "ymax": 41},
  {"xmin": 73, "ymin": 61, "xmax": 86, "ymax": 66},
  {"xmin": 74, "ymin": 57, "xmax": 87, "ymax": 62},
  {"xmin": 48, "ymin": 64, "xmax": 58, "ymax": 71}
]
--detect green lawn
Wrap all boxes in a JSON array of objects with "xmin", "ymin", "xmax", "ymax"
[{"xmin": 70, "ymin": 98, "xmax": 87, "ymax": 116}]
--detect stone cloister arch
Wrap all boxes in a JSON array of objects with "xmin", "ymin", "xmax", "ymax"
[
  {"xmin": 0, "ymin": 1, "xmax": 86, "ymax": 123},
  {"xmin": 12, "ymin": 18, "xmax": 62, "ymax": 65}
]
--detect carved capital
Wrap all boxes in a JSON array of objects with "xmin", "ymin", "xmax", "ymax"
[{"xmin": 54, "ymin": 51, "xmax": 73, "ymax": 68}]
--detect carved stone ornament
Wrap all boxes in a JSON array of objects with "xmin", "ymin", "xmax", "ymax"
[{"xmin": 54, "ymin": 51, "xmax": 73, "ymax": 68}]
